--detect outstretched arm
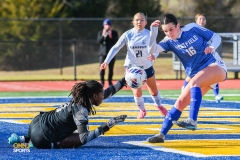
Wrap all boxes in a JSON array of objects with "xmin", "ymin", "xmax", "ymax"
[
  {"xmin": 100, "ymin": 33, "xmax": 126, "ymax": 71},
  {"xmin": 59, "ymin": 115, "xmax": 127, "ymax": 148},
  {"xmin": 149, "ymin": 20, "xmax": 160, "ymax": 54},
  {"xmin": 149, "ymin": 20, "xmax": 165, "ymax": 55},
  {"xmin": 103, "ymin": 77, "xmax": 126, "ymax": 99}
]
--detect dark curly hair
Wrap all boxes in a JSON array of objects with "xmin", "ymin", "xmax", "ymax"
[{"xmin": 69, "ymin": 80, "xmax": 103, "ymax": 115}]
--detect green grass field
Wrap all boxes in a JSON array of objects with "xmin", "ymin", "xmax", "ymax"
[{"xmin": 0, "ymin": 89, "xmax": 239, "ymax": 101}]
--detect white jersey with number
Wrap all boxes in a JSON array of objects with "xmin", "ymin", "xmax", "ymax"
[{"xmin": 104, "ymin": 28, "xmax": 158, "ymax": 69}]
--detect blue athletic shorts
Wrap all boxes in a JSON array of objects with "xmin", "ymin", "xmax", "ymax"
[{"xmin": 145, "ymin": 66, "xmax": 155, "ymax": 79}]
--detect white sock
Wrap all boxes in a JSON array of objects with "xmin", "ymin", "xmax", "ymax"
[
  {"xmin": 134, "ymin": 96, "xmax": 145, "ymax": 111},
  {"xmin": 19, "ymin": 136, "xmax": 25, "ymax": 143},
  {"xmin": 159, "ymin": 133, "xmax": 165, "ymax": 139},
  {"xmin": 151, "ymin": 91, "xmax": 162, "ymax": 106}
]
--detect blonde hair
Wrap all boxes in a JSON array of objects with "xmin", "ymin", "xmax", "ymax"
[
  {"xmin": 195, "ymin": 13, "xmax": 206, "ymax": 22},
  {"xmin": 133, "ymin": 12, "xmax": 147, "ymax": 20}
]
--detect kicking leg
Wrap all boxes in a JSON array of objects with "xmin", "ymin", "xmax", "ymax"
[{"xmin": 147, "ymin": 107, "xmax": 182, "ymax": 143}]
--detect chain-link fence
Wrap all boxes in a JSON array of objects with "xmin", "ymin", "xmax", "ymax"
[{"xmin": 0, "ymin": 17, "xmax": 239, "ymax": 80}]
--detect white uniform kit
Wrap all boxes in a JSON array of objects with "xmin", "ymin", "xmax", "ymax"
[{"xmin": 104, "ymin": 28, "xmax": 159, "ymax": 69}]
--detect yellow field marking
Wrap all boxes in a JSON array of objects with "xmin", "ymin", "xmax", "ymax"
[
  {"xmin": 197, "ymin": 111, "xmax": 240, "ymax": 116},
  {"xmin": 1, "ymin": 101, "xmax": 239, "ymax": 157},
  {"xmin": 1, "ymin": 102, "xmax": 240, "ymax": 135},
  {"xmin": 196, "ymin": 118, "xmax": 240, "ymax": 122},
  {"xmin": 12, "ymin": 120, "xmax": 32, "ymax": 124},
  {"xmin": 97, "ymin": 103, "xmax": 172, "ymax": 110},
  {"xmin": 0, "ymin": 107, "xmax": 56, "ymax": 112},
  {"xmin": 0, "ymin": 103, "xmax": 59, "ymax": 107},
  {"xmin": 148, "ymin": 139, "xmax": 240, "ymax": 156},
  {"xmin": 86, "ymin": 124, "xmax": 240, "ymax": 135},
  {"xmin": 0, "ymin": 103, "xmax": 57, "ymax": 112},
  {"xmin": 96, "ymin": 103, "xmax": 240, "ymax": 117},
  {"xmin": 124, "ymin": 140, "xmax": 240, "ymax": 157},
  {"xmin": 0, "ymin": 113, "xmax": 40, "ymax": 118}
]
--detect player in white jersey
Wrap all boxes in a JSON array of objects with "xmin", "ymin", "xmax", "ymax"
[
  {"xmin": 181, "ymin": 13, "xmax": 224, "ymax": 103},
  {"xmin": 100, "ymin": 12, "xmax": 167, "ymax": 119},
  {"xmin": 146, "ymin": 14, "xmax": 227, "ymax": 143}
]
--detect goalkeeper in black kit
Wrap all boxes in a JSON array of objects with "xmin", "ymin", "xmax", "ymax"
[{"xmin": 8, "ymin": 78, "xmax": 127, "ymax": 149}]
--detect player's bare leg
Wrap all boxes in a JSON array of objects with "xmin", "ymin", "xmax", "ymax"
[{"xmin": 146, "ymin": 75, "xmax": 167, "ymax": 116}]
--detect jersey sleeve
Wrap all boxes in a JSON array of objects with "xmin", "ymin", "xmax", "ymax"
[
  {"xmin": 191, "ymin": 23, "xmax": 222, "ymax": 51},
  {"xmin": 208, "ymin": 33, "xmax": 221, "ymax": 51},
  {"xmin": 71, "ymin": 104, "xmax": 103, "ymax": 146},
  {"xmin": 149, "ymin": 26, "xmax": 166, "ymax": 53},
  {"xmin": 192, "ymin": 23, "xmax": 215, "ymax": 42},
  {"xmin": 104, "ymin": 32, "xmax": 127, "ymax": 64},
  {"xmin": 103, "ymin": 77, "xmax": 125, "ymax": 99},
  {"xmin": 153, "ymin": 52, "xmax": 159, "ymax": 59},
  {"xmin": 158, "ymin": 37, "xmax": 171, "ymax": 52}
]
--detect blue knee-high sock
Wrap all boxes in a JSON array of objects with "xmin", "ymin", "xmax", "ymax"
[
  {"xmin": 189, "ymin": 87, "xmax": 202, "ymax": 121},
  {"xmin": 183, "ymin": 79, "xmax": 188, "ymax": 88},
  {"xmin": 160, "ymin": 107, "xmax": 182, "ymax": 135},
  {"xmin": 213, "ymin": 83, "xmax": 219, "ymax": 96}
]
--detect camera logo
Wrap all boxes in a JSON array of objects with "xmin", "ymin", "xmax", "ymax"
[{"xmin": 13, "ymin": 143, "xmax": 31, "ymax": 152}]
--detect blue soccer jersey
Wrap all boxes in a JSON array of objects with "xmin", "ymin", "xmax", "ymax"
[{"xmin": 156, "ymin": 23, "xmax": 220, "ymax": 77}]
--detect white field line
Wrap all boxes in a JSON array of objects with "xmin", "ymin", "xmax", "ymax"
[{"xmin": 123, "ymin": 140, "xmax": 240, "ymax": 158}]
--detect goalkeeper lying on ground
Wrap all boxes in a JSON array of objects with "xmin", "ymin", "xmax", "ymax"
[{"xmin": 8, "ymin": 78, "xmax": 127, "ymax": 149}]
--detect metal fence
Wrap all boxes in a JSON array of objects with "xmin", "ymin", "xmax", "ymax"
[{"xmin": 0, "ymin": 17, "xmax": 239, "ymax": 80}]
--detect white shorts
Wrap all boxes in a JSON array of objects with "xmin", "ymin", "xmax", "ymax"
[
  {"xmin": 210, "ymin": 52, "xmax": 228, "ymax": 89},
  {"xmin": 212, "ymin": 52, "xmax": 228, "ymax": 73}
]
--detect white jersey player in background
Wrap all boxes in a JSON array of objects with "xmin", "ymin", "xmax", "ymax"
[
  {"xmin": 100, "ymin": 12, "xmax": 167, "ymax": 119},
  {"xmin": 146, "ymin": 13, "xmax": 227, "ymax": 143}
]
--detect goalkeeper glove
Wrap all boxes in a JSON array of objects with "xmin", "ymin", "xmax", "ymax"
[{"xmin": 98, "ymin": 115, "xmax": 127, "ymax": 134}]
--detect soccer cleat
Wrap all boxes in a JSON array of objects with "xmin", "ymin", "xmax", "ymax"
[
  {"xmin": 137, "ymin": 109, "xmax": 146, "ymax": 119},
  {"xmin": 155, "ymin": 105, "xmax": 168, "ymax": 117},
  {"xmin": 8, "ymin": 133, "xmax": 20, "ymax": 144},
  {"xmin": 215, "ymin": 95, "xmax": 224, "ymax": 103},
  {"xmin": 174, "ymin": 118, "xmax": 197, "ymax": 131},
  {"xmin": 29, "ymin": 141, "xmax": 34, "ymax": 148},
  {"xmin": 146, "ymin": 134, "xmax": 164, "ymax": 143}
]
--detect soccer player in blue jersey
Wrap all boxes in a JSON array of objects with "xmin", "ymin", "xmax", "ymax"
[
  {"xmin": 146, "ymin": 14, "xmax": 227, "ymax": 143},
  {"xmin": 100, "ymin": 12, "xmax": 167, "ymax": 119},
  {"xmin": 181, "ymin": 13, "xmax": 224, "ymax": 103}
]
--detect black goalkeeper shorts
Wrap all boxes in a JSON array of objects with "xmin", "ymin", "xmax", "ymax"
[{"xmin": 28, "ymin": 114, "xmax": 52, "ymax": 149}]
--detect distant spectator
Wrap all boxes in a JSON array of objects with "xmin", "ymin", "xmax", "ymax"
[
  {"xmin": 195, "ymin": 13, "xmax": 206, "ymax": 27},
  {"xmin": 97, "ymin": 19, "xmax": 118, "ymax": 87}
]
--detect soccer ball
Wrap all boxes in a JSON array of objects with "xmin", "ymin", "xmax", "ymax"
[{"xmin": 125, "ymin": 67, "xmax": 147, "ymax": 88}]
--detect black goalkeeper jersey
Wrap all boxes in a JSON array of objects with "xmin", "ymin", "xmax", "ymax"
[
  {"xmin": 36, "ymin": 79, "xmax": 125, "ymax": 144},
  {"xmin": 39, "ymin": 101, "xmax": 78, "ymax": 142}
]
